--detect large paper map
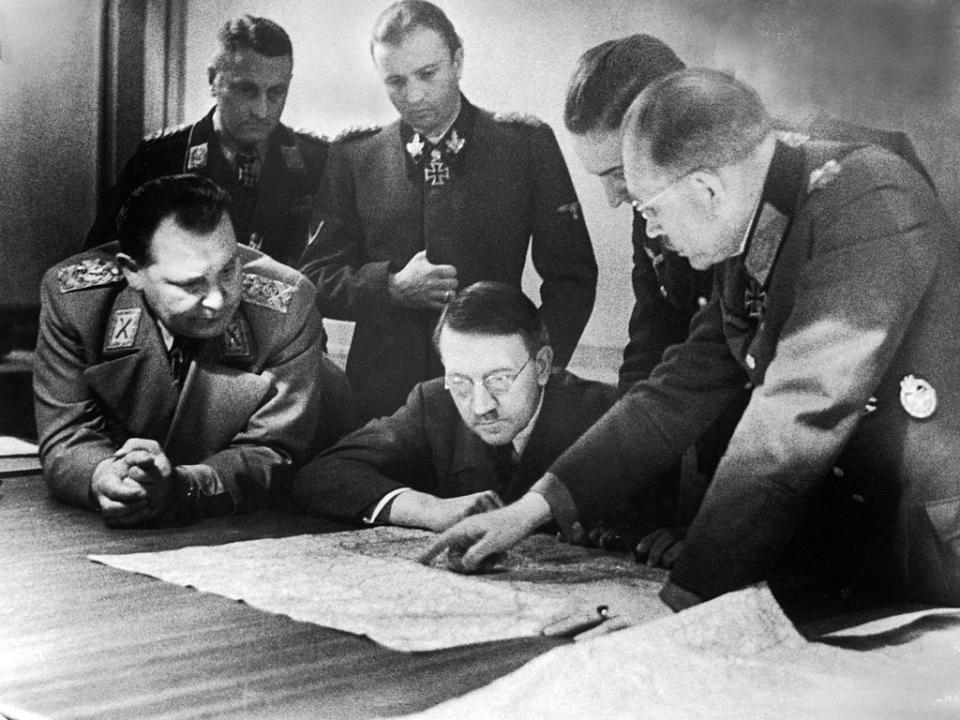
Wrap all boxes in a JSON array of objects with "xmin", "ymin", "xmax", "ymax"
[
  {"xmin": 89, "ymin": 527, "xmax": 667, "ymax": 651},
  {"xmin": 398, "ymin": 586, "xmax": 960, "ymax": 720}
]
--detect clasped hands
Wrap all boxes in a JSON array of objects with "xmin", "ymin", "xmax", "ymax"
[{"xmin": 91, "ymin": 438, "xmax": 175, "ymax": 527}]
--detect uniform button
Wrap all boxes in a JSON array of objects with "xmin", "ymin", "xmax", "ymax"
[
  {"xmin": 851, "ymin": 494, "xmax": 864, "ymax": 503},
  {"xmin": 697, "ymin": 296, "xmax": 708, "ymax": 307},
  {"xmin": 759, "ymin": 321, "xmax": 766, "ymax": 331},
  {"xmin": 832, "ymin": 466, "xmax": 845, "ymax": 478},
  {"xmin": 744, "ymin": 381, "xmax": 754, "ymax": 390},
  {"xmin": 745, "ymin": 354, "xmax": 756, "ymax": 369}
]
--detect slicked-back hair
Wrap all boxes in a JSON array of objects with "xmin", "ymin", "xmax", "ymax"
[
  {"xmin": 623, "ymin": 68, "xmax": 772, "ymax": 174},
  {"xmin": 117, "ymin": 174, "xmax": 232, "ymax": 266},
  {"xmin": 371, "ymin": 0, "xmax": 462, "ymax": 58},
  {"xmin": 564, "ymin": 34, "xmax": 685, "ymax": 136},
  {"xmin": 212, "ymin": 15, "xmax": 292, "ymax": 73},
  {"xmin": 433, "ymin": 282, "xmax": 550, "ymax": 356}
]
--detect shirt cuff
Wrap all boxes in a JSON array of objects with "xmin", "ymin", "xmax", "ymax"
[
  {"xmin": 363, "ymin": 487, "xmax": 411, "ymax": 525},
  {"xmin": 529, "ymin": 473, "xmax": 581, "ymax": 541},
  {"xmin": 658, "ymin": 579, "xmax": 704, "ymax": 612}
]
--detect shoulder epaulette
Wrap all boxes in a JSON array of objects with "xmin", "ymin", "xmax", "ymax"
[
  {"xmin": 57, "ymin": 258, "xmax": 122, "ymax": 294},
  {"xmin": 292, "ymin": 127, "xmax": 331, "ymax": 146},
  {"xmin": 240, "ymin": 272, "xmax": 296, "ymax": 313},
  {"xmin": 143, "ymin": 121, "xmax": 191, "ymax": 143},
  {"xmin": 492, "ymin": 111, "xmax": 544, "ymax": 127},
  {"xmin": 334, "ymin": 125, "xmax": 382, "ymax": 143},
  {"xmin": 807, "ymin": 159, "xmax": 843, "ymax": 194}
]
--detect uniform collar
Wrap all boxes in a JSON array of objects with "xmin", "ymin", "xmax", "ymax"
[
  {"xmin": 400, "ymin": 95, "xmax": 477, "ymax": 178},
  {"xmin": 741, "ymin": 139, "xmax": 805, "ymax": 286},
  {"xmin": 509, "ymin": 384, "xmax": 545, "ymax": 459}
]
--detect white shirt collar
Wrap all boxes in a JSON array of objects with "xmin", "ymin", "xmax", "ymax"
[{"xmin": 510, "ymin": 385, "xmax": 545, "ymax": 458}]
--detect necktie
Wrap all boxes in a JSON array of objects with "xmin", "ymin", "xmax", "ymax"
[
  {"xmin": 169, "ymin": 336, "xmax": 193, "ymax": 388},
  {"xmin": 235, "ymin": 146, "xmax": 260, "ymax": 189}
]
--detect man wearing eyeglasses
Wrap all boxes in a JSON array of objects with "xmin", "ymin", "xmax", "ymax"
[
  {"xmin": 425, "ymin": 70, "xmax": 960, "ymax": 612},
  {"xmin": 292, "ymin": 281, "xmax": 617, "ymax": 533}
]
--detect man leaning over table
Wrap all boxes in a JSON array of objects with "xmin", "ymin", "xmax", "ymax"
[
  {"xmin": 34, "ymin": 174, "xmax": 323, "ymax": 527},
  {"xmin": 292, "ymin": 282, "xmax": 619, "ymax": 533},
  {"xmin": 424, "ymin": 69, "xmax": 960, "ymax": 611}
]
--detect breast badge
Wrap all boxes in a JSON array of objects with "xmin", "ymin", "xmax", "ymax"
[{"xmin": 899, "ymin": 374, "xmax": 937, "ymax": 419}]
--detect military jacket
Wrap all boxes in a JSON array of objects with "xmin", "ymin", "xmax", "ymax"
[
  {"xmin": 300, "ymin": 98, "xmax": 597, "ymax": 421},
  {"xmin": 546, "ymin": 139, "xmax": 960, "ymax": 607},
  {"xmin": 85, "ymin": 108, "xmax": 328, "ymax": 268},
  {"xmin": 34, "ymin": 244, "xmax": 324, "ymax": 513}
]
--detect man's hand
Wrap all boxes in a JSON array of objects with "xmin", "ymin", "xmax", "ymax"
[
  {"xmin": 633, "ymin": 527, "xmax": 686, "ymax": 569},
  {"xmin": 92, "ymin": 439, "xmax": 175, "ymax": 527},
  {"xmin": 91, "ymin": 456, "xmax": 153, "ymax": 527},
  {"xmin": 388, "ymin": 250, "xmax": 458, "ymax": 310},
  {"xmin": 388, "ymin": 489, "xmax": 504, "ymax": 532},
  {"xmin": 419, "ymin": 492, "xmax": 553, "ymax": 572}
]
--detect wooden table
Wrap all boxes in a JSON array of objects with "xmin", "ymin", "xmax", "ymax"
[{"xmin": 0, "ymin": 474, "xmax": 566, "ymax": 719}]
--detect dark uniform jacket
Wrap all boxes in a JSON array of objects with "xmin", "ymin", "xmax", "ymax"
[
  {"xmin": 300, "ymin": 98, "xmax": 597, "ymax": 421},
  {"xmin": 619, "ymin": 122, "xmax": 932, "ymax": 391},
  {"xmin": 85, "ymin": 108, "xmax": 329, "ymax": 268},
  {"xmin": 34, "ymin": 244, "xmax": 324, "ymax": 514},
  {"xmin": 292, "ymin": 370, "xmax": 616, "ymax": 524},
  {"xmin": 541, "ymin": 138, "xmax": 960, "ymax": 608}
]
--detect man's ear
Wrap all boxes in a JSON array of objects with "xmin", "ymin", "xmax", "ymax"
[
  {"xmin": 115, "ymin": 253, "xmax": 143, "ymax": 291},
  {"xmin": 535, "ymin": 345, "xmax": 554, "ymax": 385},
  {"xmin": 452, "ymin": 46, "xmax": 464, "ymax": 81},
  {"xmin": 690, "ymin": 170, "xmax": 726, "ymax": 215},
  {"xmin": 207, "ymin": 65, "xmax": 218, "ymax": 92}
]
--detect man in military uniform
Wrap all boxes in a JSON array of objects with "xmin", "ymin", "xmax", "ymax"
[
  {"xmin": 561, "ymin": 34, "xmax": 936, "ymax": 563},
  {"xmin": 425, "ymin": 70, "xmax": 960, "ymax": 613},
  {"xmin": 293, "ymin": 282, "xmax": 617, "ymax": 532},
  {"xmin": 36, "ymin": 174, "xmax": 323, "ymax": 527},
  {"xmin": 84, "ymin": 15, "xmax": 327, "ymax": 269},
  {"xmin": 300, "ymin": 0, "xmax": 597, "ymax": 422}
]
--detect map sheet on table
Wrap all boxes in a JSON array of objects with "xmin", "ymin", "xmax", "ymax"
[
  {"xmin": 396, "ymin": 585, "xmax": 960, "ymax": 720},
  {"xmin": 89, "ymin": 526, "xmax": 667, "ymax": 652}
]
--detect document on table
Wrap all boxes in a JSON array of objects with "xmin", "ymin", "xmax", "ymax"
[
  {"xmin": 0, "ymin": 435, "xmax": 40, "ymax": 476},
  {"xmin": 398, "ymin": 585, "xmax": 960, "ymax": 720},
  {"xmin": 90, "ymin": 527, "xmax": 667, "ymax": 651}
]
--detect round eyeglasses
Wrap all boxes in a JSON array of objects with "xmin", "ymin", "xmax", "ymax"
[{"xmin": 444, "ymin": 357, "xmax": 532, "ymax": 400}]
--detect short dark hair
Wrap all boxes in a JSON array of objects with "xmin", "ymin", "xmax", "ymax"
[
  {"xmin": 433, "ymin": 282, "xmax": 549, "ymax": 356},
  {"xmin": 212, "ymin": 15, "xmax": 292, "ymax": 73},
  {"xmin": 623, "ymin": 68, "xmax": 772, "ymax": 174},
  {"xmin": 117, "ymin": 174, "xmax": 232, "ymax": 265},
  {"xmin": 371, "ymin": 0, "xmax": 462, "ymax": 58},
  {"xmin": 564, "ymin": 34, "xmax": 685, "ymax": 136}
]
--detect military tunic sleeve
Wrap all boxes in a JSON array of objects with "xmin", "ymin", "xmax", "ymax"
[
  {"xmin": 547, "ymin": 290, "xmax": 749, "ymax": 530},
  {"xmin": 300, "ymin": 136, "xmax": 394, "ymax": 320},
  {"xmin": 669, "ymin": 171, "xmax": 943, "ymax": 603},
  {"xmin": 526, "ymin": 123, "xmax": 598, "ymax": 367},
  {"xmin": 292, "ymin": 382, "xmax": 439, "ymax": 523},
  {"xmin": 33, "ymin": 272, "xmax": 118, "ymax": 509},
  {"xmin": 200, "ymin": 273, "xmax": 324, "ymax": 510}
]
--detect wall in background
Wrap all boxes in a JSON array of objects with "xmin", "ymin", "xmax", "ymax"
[{"xmin": 0, "ymin": 0, "xmax": 102, "ymax": 311}]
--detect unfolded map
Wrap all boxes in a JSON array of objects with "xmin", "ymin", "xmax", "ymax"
[{"xmin": 89, "ymin": 527, "xmax": 667, "ymax": 651}]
